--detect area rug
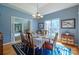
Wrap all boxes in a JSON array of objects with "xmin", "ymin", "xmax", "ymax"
[{"xmin": 12, "ymin": 43, "xmax": 73, "ymax": 55}]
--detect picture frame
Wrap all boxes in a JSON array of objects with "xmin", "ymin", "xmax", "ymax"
[
  {"xmin": 15, "ymin": 23, "xmax": 22, "ymax": 33},
  {"xmin": 38, "ymin": 23, "xmax": 44, "ymax": 29},
  {"xmin": 61, "ymin": 18, "xmax": 75, "ymax": 29}
]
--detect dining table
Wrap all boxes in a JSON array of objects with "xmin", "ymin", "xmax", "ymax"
[{"xmin": 33, "ymin": 36, "xmax": 51, "ymax": 49}]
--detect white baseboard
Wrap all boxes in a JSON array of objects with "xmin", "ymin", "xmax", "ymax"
[
  {"xmin": 3, "ymin": 41, "xmax": 21, "ymax": 45},
  {"xmin": 3, "ymin": 42, "xmax": 12, "ymax": 45}
]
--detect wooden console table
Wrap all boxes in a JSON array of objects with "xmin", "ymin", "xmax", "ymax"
[{"xmin": 61, "ymin": 34, "xmax": 75, "ymax": 45}]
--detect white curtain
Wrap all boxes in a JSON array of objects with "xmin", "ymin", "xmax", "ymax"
[{"xmin": 45, "ymin": 20, "xmax": 52, "ymax": 38}]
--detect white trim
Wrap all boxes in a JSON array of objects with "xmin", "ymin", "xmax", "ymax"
[
  {"xmin": 11, "ymin": 16, "xmax": 15, "ymax": 44},
  {"xmin": 3, "ymin": 42, "xmax": 11, "ymax": 45},
  {"xmin": 11, "ymin": 16, "xmax": 25, "ymax": 44},
  {"xmin": 11, "ymin": 16, "xmax": 26, "ymax": 20},
  {"xmin": 3, "ymin": 41, "xmax": 21, "ymax": 45},
  {"xmin": 11, "ymin": 16, "xmax": 32, "ymax": 44}
]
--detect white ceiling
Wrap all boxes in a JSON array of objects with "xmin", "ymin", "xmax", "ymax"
[{"xmin": 2, "ymin": 3, "xmax": 78, "ymax": 15}]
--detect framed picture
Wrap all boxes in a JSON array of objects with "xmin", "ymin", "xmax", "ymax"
[
  {"xmin": 38, "ymin": 23, "xmax": 44, "ymax": 29},
  {"xmin": 15, "ymin": 23, "xmax": 22, "ymax": 33},
  {"xmin": 61, "ymin": 18, "xmax": 75, "ymax": 29}
]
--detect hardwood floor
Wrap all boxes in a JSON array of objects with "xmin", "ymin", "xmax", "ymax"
[
  {"xmin": 3, "ymin": 43, "xmax": 79, "ymax": 55},
  {"xmin": 3, "ymin": 44, "xmax": 16, "ymax": 55}
]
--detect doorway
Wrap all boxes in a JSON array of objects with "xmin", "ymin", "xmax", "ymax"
[{"xmin": 11, "ymin": 16, "xmax": 32, "ymax": 44}]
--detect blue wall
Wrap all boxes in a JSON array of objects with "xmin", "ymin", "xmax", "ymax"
[
  {"xmin": 31, "ymin": 20, "xmax": 38, "ymax": 32},
  {"xmin": 41, "ymin": 5, "xmax": 79, "ymax": 45},
  {"xmin": 0, "ymin": 4, "xmax": 33, "ymax": 43}
]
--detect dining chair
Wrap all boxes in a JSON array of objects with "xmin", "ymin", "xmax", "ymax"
[
  {"xmin": 52, "ymin": 33, "xmax": 58, "ymax": 50},
  {"xmin": 42, "ymin": 33, "xmax": 58, "ymax": 55},
  {"xmin": 42, "ymin": 33, "xmax": 58, "ymax": 50},
  {"xmin": 26, "ymin": 32, "xmax": 36, "ymax": 55},
  {"xmin": 20, "ymin": 31, "xmax": 30, "ymax": 54}
]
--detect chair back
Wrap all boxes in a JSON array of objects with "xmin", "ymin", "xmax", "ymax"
[
  {"xmin": 27, "ymin": 32, "xmax": 34, "ymax": 47},
  {"xmin": 0, "ymin": 32, "xmax": 3, "ymax": 55},
  {"xmin": 52, "ymin": 33, "xmax": 58, "ymax": 49},
  {"xmin": 26, "ymin": 32, "xmax": 35, "ymax": 54},
  {"xmin": 20, "ymin": 31, "xmax": 28, "ymax": 45}
]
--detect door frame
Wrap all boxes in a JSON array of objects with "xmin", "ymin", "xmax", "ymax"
[{"xmin": 11, "ymin": 16, "xmax": 32, "ymax": 44}]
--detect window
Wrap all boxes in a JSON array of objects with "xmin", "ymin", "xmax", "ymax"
[{"xmin": 44, "ymin": 18, "xmax": 60, "ymax": 39}]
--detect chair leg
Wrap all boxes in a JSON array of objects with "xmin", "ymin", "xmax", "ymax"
[
  {"xmin": 21, "ymin": 43, "xmax": 24, "ymax": 48},
  {"xmin": 33, "ymin": 48, "xmax": 35, "ymax": 55},
  {"xmin": 23, "ymin": 44, "xmax": 26, "ymax": 51},
  {"xmin": 26, "ymin": 47, "xmax": 29, "ymax": 54}
]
